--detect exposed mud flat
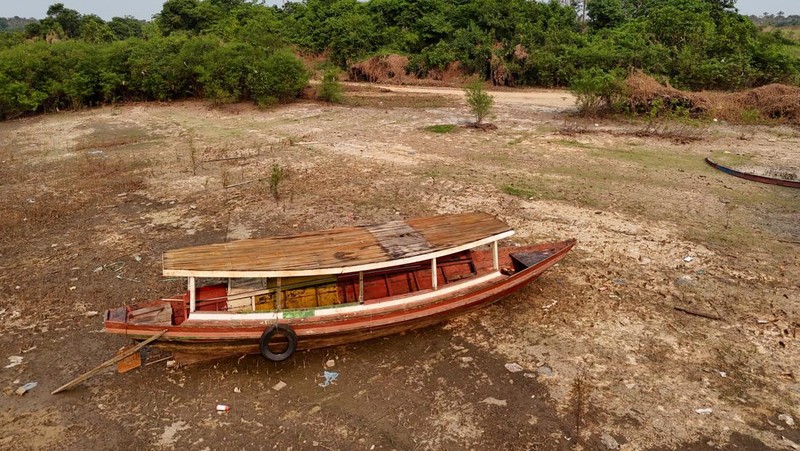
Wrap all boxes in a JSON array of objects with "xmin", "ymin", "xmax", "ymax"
[{"xmin": 0, "ymin": 86, "xmax": 798, "ymax": 450}]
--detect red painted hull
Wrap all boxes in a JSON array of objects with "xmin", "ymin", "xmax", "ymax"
[{"xmin": 104, "ymin": 240, "xmax": 576, "ymax": 361}]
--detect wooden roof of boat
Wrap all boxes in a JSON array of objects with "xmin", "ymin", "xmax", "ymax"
[{"xmin": 162, "ymin": 213, "xmax": 514, "ymax": 278}]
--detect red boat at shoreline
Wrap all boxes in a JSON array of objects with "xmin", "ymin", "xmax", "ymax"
[{"xmin": 103, "ymin": 213, "xmax": 576, "ymax": 363}]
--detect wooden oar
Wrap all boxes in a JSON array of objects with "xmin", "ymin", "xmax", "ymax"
[{"xmin": 52, "ymin": 330, "xmax": 168, "ymax": 395}]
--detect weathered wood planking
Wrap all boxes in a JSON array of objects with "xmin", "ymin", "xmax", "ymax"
[{"xmin": 162, "ymin": 213, "xmax": 512, "ymax": 278}]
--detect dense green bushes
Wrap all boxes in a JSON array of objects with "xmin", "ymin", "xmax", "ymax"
[
  {"xmin": 1, "ymin": 0, "xmax": 799, "ymax": 120},
  {"xmin": 0, "ymin": 35, "xmax": 308, "ymax": 119}
]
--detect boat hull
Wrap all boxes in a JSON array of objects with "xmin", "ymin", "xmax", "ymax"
[
  {"xmin": 705, "ymin": 158, "xmax": 800, "ymax": 189},
  {"xmin": 104, "ymin": 240, "xmax": 575, "ymax": 362}
]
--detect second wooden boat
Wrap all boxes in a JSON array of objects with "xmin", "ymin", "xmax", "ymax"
[
  {"xmin": 705, "ymin": 158, "xmax": 800, "ymax": 189},
  {"xmin": 103, "ymin": 213, "xmax": 576, "ymax": 363}
]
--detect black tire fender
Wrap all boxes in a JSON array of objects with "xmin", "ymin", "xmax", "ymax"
[{"xmin": 259, "ymin": 324, "xmax": 297, "ymax": 362}]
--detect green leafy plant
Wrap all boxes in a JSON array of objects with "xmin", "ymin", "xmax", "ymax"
[
  {"xmin": 464, "ymin": 81, "xmax": 494, "ymax": 126},
  {"xmin": 318, "ymin": 67, "xmax": 343, "ymax": 103},
  {"xmin": 269, "ymin": 163, "xmax": 285, "ymax": 201}
]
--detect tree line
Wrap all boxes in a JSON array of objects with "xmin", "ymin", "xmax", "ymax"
[{"xmin": 1, "ymin": 0, "xmax": 799, "ymax": 120}]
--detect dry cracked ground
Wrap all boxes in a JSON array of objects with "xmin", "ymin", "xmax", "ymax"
[{"xmin": 0, "ymin": 84, "xmax": 798, "ymax": 450}]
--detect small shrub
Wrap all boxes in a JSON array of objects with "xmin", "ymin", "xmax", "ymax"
[
  {"xmin": 464, "ymin": 80, "xmax": 494, "ymax": 125},
  {"xmin": 246, "ymin": 50, "xmax": 309, "ymax": 107},
  {"xmin": 269, "ymin": 163, "xmax": 285, "ymax": 201},
  {"xmin": 570, "ymin": 68, "xmax": 627, "ymax": 115},
  {"xmin": 318, "ymin": 68, "xmax": 343, "ymax": 103}
]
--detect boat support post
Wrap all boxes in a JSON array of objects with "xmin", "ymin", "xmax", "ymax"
[
  {"xmin": 492, "ymin": 240, "xmax": 499, "ymax": 271},
  {"xmin": 432, "ymin": 258, "xmax": 438, "ymax": 290},
  {"xmin": 358, "ymin": 272, "xmax": 364, "ymax": 303},
  {"xmin": 188, "ymin": 276, "xmax": 196, "ymax": 312}
]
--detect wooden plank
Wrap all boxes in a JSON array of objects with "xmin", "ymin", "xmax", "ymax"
[{"xmin": 51, "ymin": 330, "xmax": 168, "ymax": 394}]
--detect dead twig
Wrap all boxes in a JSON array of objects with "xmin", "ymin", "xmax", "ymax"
[
  {"xmin": 224, "ymin": 177, "xmax": 268, "ymax": 189},
  {"xmin": 674, "ymin": 306, "xmax": 722, "ymax": 321}
]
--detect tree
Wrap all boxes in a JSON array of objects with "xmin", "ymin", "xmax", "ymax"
[
  {"xmin": 464, "ymin": 80, "xmax": 494, "ymax": 125},
  {"xmin": 588, "ymin": 0, "xmax": 626, "ymax": 30}
]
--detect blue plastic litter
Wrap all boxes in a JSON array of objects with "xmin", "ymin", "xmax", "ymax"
[{"xmin": 319, "ymin": 371, "xmax": 339, "ymax": 387}]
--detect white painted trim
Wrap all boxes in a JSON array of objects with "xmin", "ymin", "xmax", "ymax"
[
  {"xmin": 163, "ymin": 230, "xmax": 515, "ymax": 278},
  {"xmin": 431, "ymin": 258, "xmax": 438, "ymax": 290},
  {"xmin": 188, "ymin": 277, "xmax": 196, "ymax": 312},
  {"xmin": 184, "ymin": 272, "xmax": 503, "ymax": 322},
  {"xmin": 492, "ymin": 240, "xmax": 499, "ymax": 270}
]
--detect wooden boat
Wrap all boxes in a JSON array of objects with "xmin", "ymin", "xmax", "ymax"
[
  {"xmin": 103, "ymin": 213, "xmax": 576, "ymax": 363},
  {"xmin": 705, "ymin": 158, "xmax": 800, "ymax": 189}
]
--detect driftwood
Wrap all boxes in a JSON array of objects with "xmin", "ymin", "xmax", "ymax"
[
  {"xmin": 673, "ymin": 306, "xmax": 722, "ymax": 321},
  {"xmin": 51, "ymin": 330, "xmax": 167, "ymax": 394}
]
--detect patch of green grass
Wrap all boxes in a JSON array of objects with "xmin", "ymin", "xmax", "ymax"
[
  {"xmin": 424, "ymin": 124, "xmax": 456, "ymax": 133},
  {"xmin": 589, "ymin": 146, "xmax": 706, "ymax": 172},
  {"xmin": 501, "ymin": 184, "xmax": 537, "ymax": 198},
  {"xmin": 557, "ymin": 139, "xmax": 594, "ymax": 149}
]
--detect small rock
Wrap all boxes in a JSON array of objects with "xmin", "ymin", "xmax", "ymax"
[
  {"xmin": 460, "ymin": 356, "xmax": 474, "ymax": 363},
  {"xmin": 233, "ymin": 387, "xmax": 241, "ymax": 394},
  {"xmin": 69, "ymin": 286, "xmax": 77, "ymax": 291},
  {"xmin": 481, "ymin": 397, "xmax": 507, "ymax": 407},
  {"xmin": 523, "ymin": 372, "xmax": 536, "ymax": 378},
  {"xmin": 166, "ymin": 360, "xmax": 177, "ymax": 368},
  {"xmin": 272, "ymin": 381, "xmax": 287, "ymax": 391},
  {"xmin": 612, "ymin": 278, "xmax": 626, "ymax": 286},
  {"xmin": 325, "ymin": 359, "xmax": 335, "ymax": 368},
  {"xmin": 779, "ymin": 414, "xmax": 795, "ymax": 427},
  {"xmin": 134, "ymin": 255, "xmax": 142, "ymax": 262},
  {"xmin": 600, "ymin": 433, "xmax": 620, "ymax": 450},
  {"xmin": 536, "ymin": 365, "xmax": 554, "ymax": 377},
  {"xmin": 675, "ymin": 275, "xmax": 694, "ymax": 286},
  {"xmin": 85, "ymin": 311, "xmax": 99, "ymax": 317},
  {"xmin": 684, "ymin": 256, "xmax": 693, "ymax": 263},
  {"xmin": 695, "ymin": 408, "xmax": 713, "ymax": 415},
  {"xmin": 505, "ymin": 363, "xmax": 524, "ymax": 373}
]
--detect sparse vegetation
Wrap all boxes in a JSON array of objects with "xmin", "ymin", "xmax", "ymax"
[
  {"xmin": 424, "ymin": 124, "xmax": 456, "ymax": 133},
  {"xmin": 464, "ymin": 81, "xmax": 494, "ymax": 126},
  {"xmin": 269, "ymin": 163, "xmax": 286, "ymax": 202},
  {"xmin": 318, "ymin": 68, "xmax": 343, "ymax": 103}
]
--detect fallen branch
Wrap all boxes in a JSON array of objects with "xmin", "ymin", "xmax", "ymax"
[
  {"xmin": 202, "ymin": 154, "xmax": 258, "ymax": 163},
  {"xmin": 674, "ymin": 306, "xmax": 722, "ymax": 321},
  {"xmin": 224, "ymin": 177, "xmax": 268, "ymax": 189},
  {"xmin": 52, "ymin": 330, "xmax": 167, "ymax": 394},
  {"xmin": 777, "ymin": 239, "xmax": 800, "ymax": 245}
]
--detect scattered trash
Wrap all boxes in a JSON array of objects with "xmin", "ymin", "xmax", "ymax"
[
  {"xmin": 5, "ymin": 356, "xmax": 23, "ymax": 369},
  {"xmin": 233, "ymin": 387, "xmax": 241, "ymax": 394},
  {"xmin": 216, "ymin": 404, "xmax": 230, "ymax": 412},
  {"xmin": 695, "ymin": 408, "xmax": 713, "ymax": 415},
  {"xmin": 779, "ymin": 414, "xmax": 795, "ymax": 427},
  {"xmin": 684, "ymin": 256, "xmax": 693, "ymax": 263},
  {"xmin": 536, "ymin": 365, "xmax": 554, "ymax": 377},
  {"xmin": 166, "ymin": 360, "xmax": 177, "ymax": 368},
  {"xmin": 600, "ymin": 433, "xmax": 620, "ymax": 450},
  {"xmin": 272, "ymin": 381, "xmax": 287, "ymax": 391},
  {"xmin": 523, "ymin": 372, "xmax": 536, "ymax": 378},
  {"xmin": 757, "ymin": 319, "xmax": 770, "ymax": 324},
  {"xmin": 69, "ymin": 286, "xmax": 77, "ymax": 291},
  {"xmin": 542, "ymin": 300, "xmax": 558, "ymax": 310},
  {"xmin": 481, "ymin": 397, "xmax": 507, "ymax": 407},
  {"xmin": 134, "ymin": 255, "xmax": 142, "ymax": 262},
  {"xmin": 612, "ymin": 278, "xmax": 626, "ymax": 286},
  {"xmin": 318, "ymin": 371, "xmax": 339, "ymax": 388},
  {"xmin": 504, "ymin": 363, "xmax": 524, "ymax": 373},
  {"xmin": 15, "ymin": 381, "xmax": 37, "ymax": 396},
  {"xmin": 85, "ymin": 311, "xmax": 99, "ymax": 317},
  {"xmin": 325, "ymin": 359, "xmax": 335, "ymax": 368},
  {"xmin": 460, "ymin": 356, "xmax": 474, "ymax": 363},
  {"xmin": 717, "ymin": 371, "xmax": 727, "ymax": 378}
]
